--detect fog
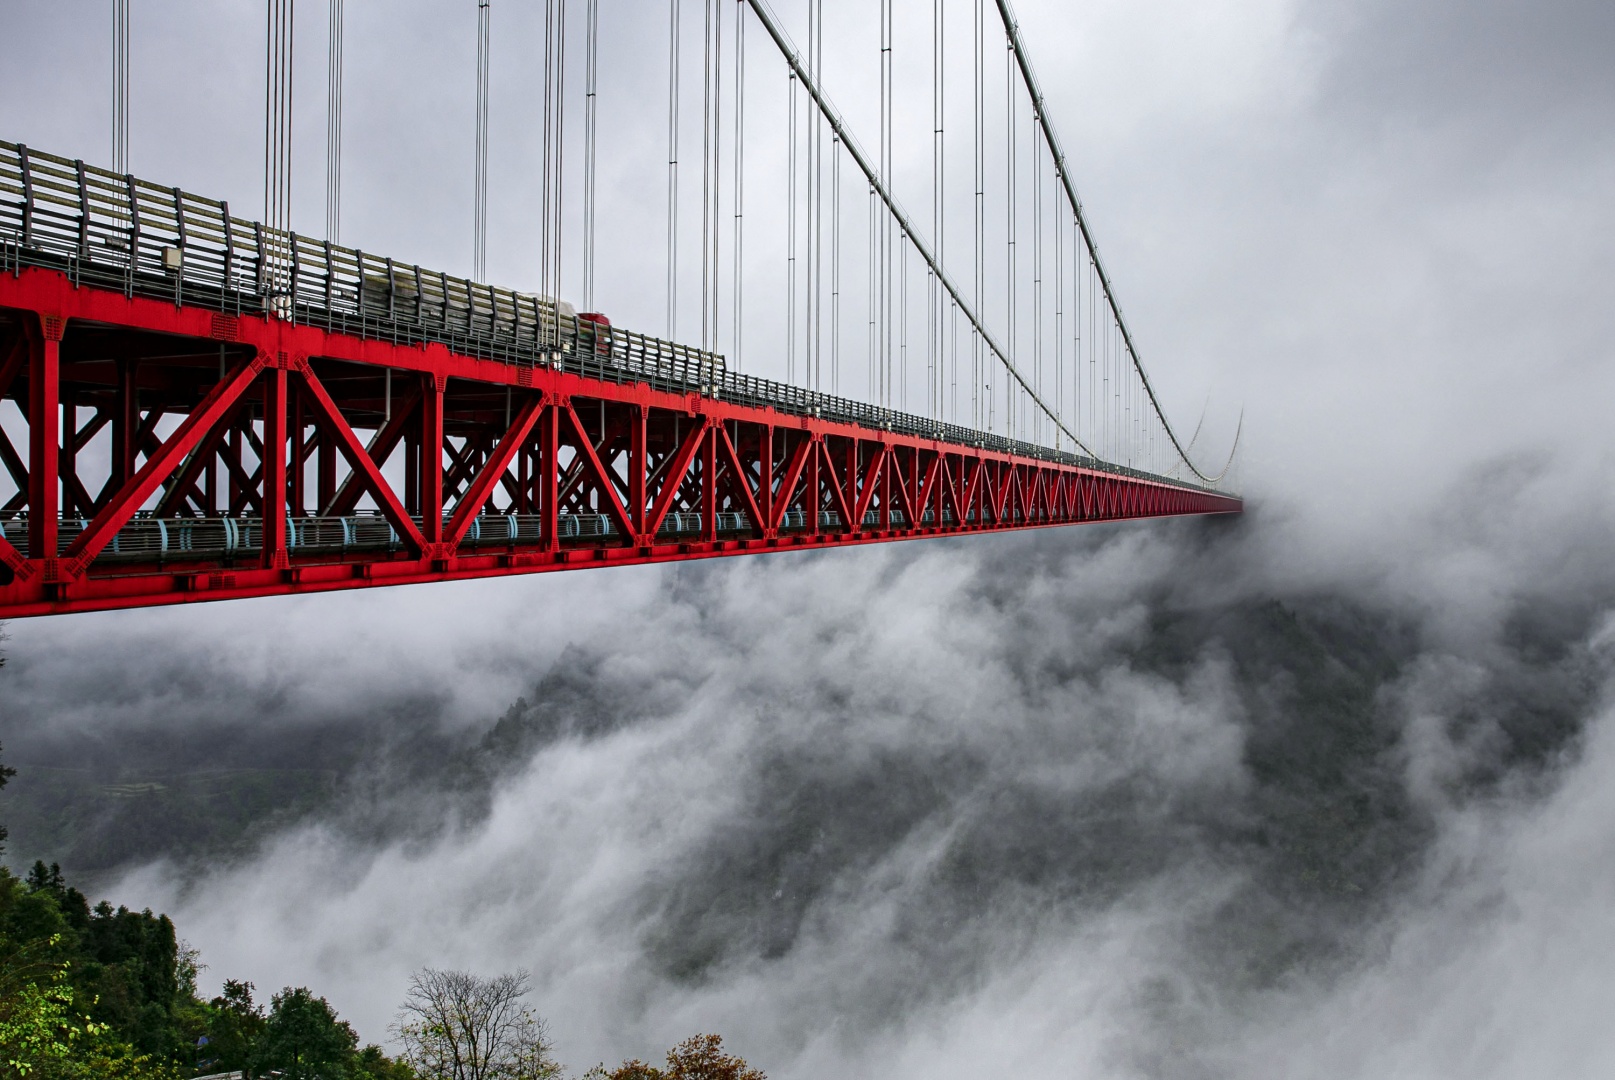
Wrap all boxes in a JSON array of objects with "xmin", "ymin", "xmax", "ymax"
[{"xmin": 4, "ymin": 0, "xmax": 1615, "ymax": 1076}]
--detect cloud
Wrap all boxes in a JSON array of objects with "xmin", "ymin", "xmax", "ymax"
[{"xmin": 4, "ymin": 0, "xmax": 1615, "ymax": 1076}]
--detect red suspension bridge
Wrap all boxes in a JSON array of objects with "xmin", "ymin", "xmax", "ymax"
[{"xmin": 0, "ymin": 0, "xmax": 1239, "ymax": 619}]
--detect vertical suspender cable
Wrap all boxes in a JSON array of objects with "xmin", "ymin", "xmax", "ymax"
[
  {"xmin": 994, "ymin": 0, "xmax": 1236, "ymax": 481},
  {"xmin": 540, "ymin": 0, "xmax": 553, "ymax": 307},
  {"xmin": 583, "ymin": 0, "xmax": 599, "ymax": 311},
  {"xmin": 732, "ymin": 0, "xmax": 745, "ymax": 370},
  {"xmin": 930, "ymin": 0, "xmax": 943, "ymax": 421},
  {"xmin": 1004, "ymin": 30, "xmax": 1015, "ymax": 438},
  {"xmin": 809, "ymin": 0, "xmax": 823, "ymax": 391},
  {"xmin": 326, "ymin": 0, "xmax": 344, "ymax": 243},
  {"xmin": 883, "ymin": 0, "xmax": 894, "ymax": 406},
  {"xmin": 972, "ymin": 0, "xmax": 984, "ymax": 430},
  {"xmin": 787, "ymin": 67, "xmax": 797, "ymax": 384},
  {"xmin": 667, "ymin": 0, "xmax": 681, "ymax": 339},
  {"xmin": 742, "ymin": 0, "xmax": 1096, "ymax": 458},
  {"xmin": 701, "ymin": 0, "xmax": 714, "ymax": 350},
  {"xmin": 542, "ymin": 0, "xmax": 568, "ymax": 329},
  {"xmin": 474, "ymin": 0, "xmax": 490, "ymax": 281},
  {"xmin": 867, "ymin": 177, "xmax": 875, "ymax": 401},
  {"xmin": 553, "ymin": 1, "xmax": 566, "ymax": 316},
  {"xmin": 831, "ymin": 132, "xmax": 840, "ymax": 394},
  {"xmin": 803, "ymin": 0, "xmax": 815, "ymax": 389},
  {"xmin": 900, "ymin": 232, "xmax": 908, "ymax": 410},
  {"xmin": 264, "ymin": 0, "xmax": 294, "ymax": 302},
  {"xmin": 113, "ymin": 0, "xmax": 131, "ymax": 174},
  {"xmin": 1032, "ymin": 108, "xmax": 1042, "ymax": 445},
  {"xmin": 1052, "ymin": 155, "xmax": 1061, "ymax": 450},
  {"xmin": 538, "ymin": 0, "xmax": 566, "ymax": 333},
  {"xmin": 540, "ymin": 0, "xmax": 555, "ymax": 312},
  {"xmin": 1072, "ymin": 212, "xmax": 1080, "ymax": 451},
  {"xmin": 711, "ymin": 0, "xmax": 722, "ymax": 357}
]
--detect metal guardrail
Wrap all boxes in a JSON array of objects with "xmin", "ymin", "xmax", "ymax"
[
  {"xmin": 0, "ymin": 507, "xmax": 972, "ymax": 563},
  {"xmin": 0, "ymin": 139, "xmax": 1226, "ymax": 497}
]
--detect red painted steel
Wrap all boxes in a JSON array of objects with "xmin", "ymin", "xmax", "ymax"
[{"xmin": 0, "ymin": 266, "xmax": 1241, "ymax": 618}]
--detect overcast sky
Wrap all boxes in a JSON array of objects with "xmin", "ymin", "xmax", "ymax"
[{"xmin": 3, "ymin": 2, "xmax": 1615, "ymax": 1077}]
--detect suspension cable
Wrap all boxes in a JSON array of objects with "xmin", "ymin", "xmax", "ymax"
[
  {"xmin": 701, "ymin": 0, "xmax": 715, "ymax": 350},
  {"xmin": 787, "ymin": 65, "xmax": 796, "ymax": 384},
  {"xmin": 1004, "ymin": 30, "xmax": 1015, "ymax": 439},
  {"xmin": 880, "ymin": 0, "xmax": 892, "ymax": 407},
  {"xmin": 831, "ymin": 131, "xmax": 840, "ymax": 394},
  {"xmin": 474, "ymin": 0, "xmax": 490, "ymax": 281},
  {"xmin": 931, "ymin": 0, "xmax": 944, "ymax": 421},
  {"xmin": 1052, "ymin": 151, "xmax": 1061, "ymax": 451},
  {"xmin": 326, "ymin": 0, "xmax": 344, "ymax": 243},
  {"xmin": 583, "ymin": 0, "xmax": 599, "ymax": 310},
  {"xmin": 743, "ymin": 0, "xmax": 1096, "ymax": 457},
  {"xmin": 972, "ymin": 0, "xmax": 984, "ymax": 431},
  {"xmin": 732, "ymin": 0, "xmax": 745, "ymax": 371},
  {"xmin": 264, "ymin": 0, "xmax": 294, "ymax": 299},
  {"xmin": 992, "ymin": 0, "xmax": 1237, "ymax": 482},
  {"xmin": 666, "ymin": 0, "xmax": 681, "ymax": 339},
  {"xmin": 537, "ymin": 0, "xmax": 566, "ymax": 330},
  {"xmin": 113, "ymin": 0, "xmax": 130, "ymax": 174},
  {"xmin": 806, "ymin": 0, "xmax": 822, "ymax": 390}
]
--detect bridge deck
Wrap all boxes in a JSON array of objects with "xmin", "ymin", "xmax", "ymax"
[{"xmin": 0, "ymin": 141, "xmax": 1239, "ymax": 618}]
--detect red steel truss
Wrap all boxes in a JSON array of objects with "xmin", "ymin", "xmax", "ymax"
[{"xmin": 0, "ymin": 266, "xmax": 1241, "ymax": 618}]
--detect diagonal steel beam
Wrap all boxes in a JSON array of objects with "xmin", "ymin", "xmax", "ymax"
[
  {"xmin": 645, "ymin": 418, "xmax": 708, "ymax": 540},
  {"xmin": 715, "ymin": 424, "xmax": 764, "ymax": 535},
  {"xmin": 561, "ymin": 404, "xmax": 634, "ymax": 540},
  {"xmin": 295, "ymin": 360, "xmax": 428, "ymax": 555},
  {"xmin": 768, "ymin": 435, "xmax": 812, "ymax": 531},
  {"xmin": 851, "ymin": 445, "xmax": 888, "ymax": 529},
  {"xmin": 63, "ymin": 357, "xmax": 263, "ymax": 570},
  {"xmin": 0, "ymin": 423, "xmax": 27, "ymax": 491},
  {"xmin": 445, "ymin": 395, "xmax": 544, "ymax": 547},
  {"xmin": 818, "ymin": 440, "xmax": 855, "ymax": 530},
  {"xmin": 326, "ymin": 383, "xmax": 423, "ymax": 515}
]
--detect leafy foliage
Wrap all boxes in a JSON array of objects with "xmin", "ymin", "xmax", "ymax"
[
  {"xmin": 254, "ymin": 986, "xmax": 359, "ymax": 1079},
  {"xmin": 599, "ymin": 1035, "xmax": 765, "ymax": 1080},
  {"xmin": 0, "ymin": 855, "xmax": 413, "ymax": 1079}
]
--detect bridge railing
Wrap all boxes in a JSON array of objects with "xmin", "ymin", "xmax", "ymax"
[
  {"xmin": 0, "ymin": 507, "xmax": 979, "ymax": 566},
  {"xmin": 0, "ymin": 139, "xmax": 1223, "ymax": 495}
]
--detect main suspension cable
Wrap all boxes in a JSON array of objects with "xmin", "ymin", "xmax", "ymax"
[
  {"xmin": 992, "ymin": 0, "xmax": 1237, "ymax": 482},
  {"xmin": 743, "ymin": 0, "xmax": 1096, "ymax": 457}
]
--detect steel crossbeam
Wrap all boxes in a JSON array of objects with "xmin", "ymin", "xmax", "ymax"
[{"xmin": 0, "ymin": 266, "xmax": 1241, "ymax": 618}]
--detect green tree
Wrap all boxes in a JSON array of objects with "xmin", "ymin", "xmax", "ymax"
[
  {"xmin": 254, "ymin": 986, "xmax": 358, "ymax": 1080},
  {"xmin": 0, "ymin": 869, "xmax": 178, "ymax": 1080},
  {"xmin": 195, "ymin": 979, "xmax": 266, "ymax": 1074},
  {"xmin": 351, "ymin": 1042, "xmax": 421, "ymax": 1080}
]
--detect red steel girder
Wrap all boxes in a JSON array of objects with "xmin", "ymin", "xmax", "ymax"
[{"xmin": 0, "ymin": 266, "xmax": 1241, "ymax": 617}]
